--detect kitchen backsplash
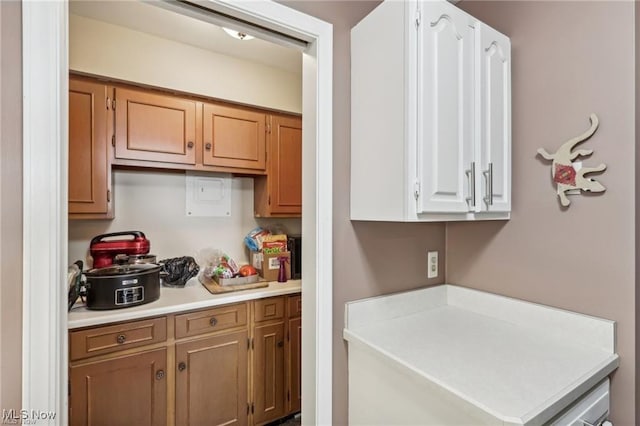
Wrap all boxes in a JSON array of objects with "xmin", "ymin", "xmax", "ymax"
[{"xmin": 68, "ymin": 169, "xmax": 301, "ymax": 268}]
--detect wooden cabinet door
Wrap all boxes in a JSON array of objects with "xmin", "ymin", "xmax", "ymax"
[
  {"xmin": 252, "ymin": 321, "xmax": 285, "ymax": 425},
  {"xmin": 114, "ymin": 87, "xmax": 197, "ymax": 165},
  {"xmin": 287, "ymin": 316, "xmax": 302, "ymax": 414},
  {"xmin": 269, "ymin": 115, "xmax": 302, "ymax": 215},
  {"xmin": 68, "ymin": 78, "xmax": 111, "ymax": 218},
  {"xmin": 416, "ymin": 1, "xmax": 475, "ymax": 214},
  {"xmin": 254, "ymin": 114, "xmax": 302, "ymax": 217},
  {"xmin": 478, "ymin": 23, "xmax": 511, "ymax": 213},
  {"xmin": 69, "ymin": 348, "xmax": 167, "ymax": 426},
  {"xmin": 202, "ymin": 103, "xmax": 266, "ymax": 171},
  {"xmin": 175, "ymin": 330, "xmax": 248, "ymax": 426}
]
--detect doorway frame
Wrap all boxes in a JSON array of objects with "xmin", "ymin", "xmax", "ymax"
[{"xmin": 22, "ymin": 1, "xmax": 333, "ymax": 424}]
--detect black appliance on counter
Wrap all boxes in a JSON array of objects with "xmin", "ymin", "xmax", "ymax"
[
  {"xmin": 84, "ymin": 263, "xmax": 161, "ymax": 310},
  {"xmin": 288, "ymin": 235, "xmax": 302, "ymax": 280}
]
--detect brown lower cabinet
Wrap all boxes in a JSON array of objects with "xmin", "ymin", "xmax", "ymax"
[
  {"xmin": 251, "ymin": 300, "xmax": 286, "ymax": 425},
  {"xmin": 176, "ymin": 330, "xmax": 249, "ymax": 426},
  {"xmin": 69, "ymin": 348, "xmax": 167, "ymax": 426},
  {"xmin": 285, "ymin": 294, "xmax": 302, "ymax": 414},
  {"xmin": 69, "ymin": 294, "xmax": 301, "ymax": 426}
]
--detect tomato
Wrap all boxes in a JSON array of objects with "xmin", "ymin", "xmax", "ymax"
[{"xmin": 239, "ymin": 265, "xmax": 258, "ymax": 277}]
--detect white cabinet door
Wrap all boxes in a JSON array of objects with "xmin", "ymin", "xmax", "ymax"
[
  {"xmin": 417, "ymin": 1, "xmax": 475, "ymax": 214},
  {"xmin": 477, "ymin": 23, "xmax": 511, "ymax": 213}
]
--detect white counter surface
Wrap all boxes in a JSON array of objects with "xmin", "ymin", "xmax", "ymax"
[
  {"xmin": 68, "ymin": 278, "xmax": 301, "ymax": 329},
  {"xmin": 344, "ymin": 284, "xmax": 619, "ymax": 425}
]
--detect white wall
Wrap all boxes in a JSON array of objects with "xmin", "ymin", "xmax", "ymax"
[
  {"xmin": 70, "ymin": 14, "xmax": 302, "ymax": 113},
  {"xmin": 68, "ymin": 170, "xmax": 301, "ymax": 268}
]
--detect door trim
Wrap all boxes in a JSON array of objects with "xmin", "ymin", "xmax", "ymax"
[{"xmin": 22, "ymin": 1, "xmax": 333, "ymax": 424}]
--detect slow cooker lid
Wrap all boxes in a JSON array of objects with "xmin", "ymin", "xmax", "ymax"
[{"xmin": 86, "ymin": 263, "xmax": 160, "ymax": 276}]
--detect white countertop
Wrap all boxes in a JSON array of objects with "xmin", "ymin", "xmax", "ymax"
[
  {"xmin": 344, "ymin": 284, "xmax": 619, "ymax": 426},
  {"xmin": 68, "ymin": 277, "xmax": 301, "ymax": 329}
]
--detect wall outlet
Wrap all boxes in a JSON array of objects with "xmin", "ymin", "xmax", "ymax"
[{"xmin": 427, "ymin": 251, "xmax": 438, "ymax": 279}]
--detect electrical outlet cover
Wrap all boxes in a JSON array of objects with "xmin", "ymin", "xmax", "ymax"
[{"xmin": 427, "ymin": 251, "xmax": 438, "ymax": 279}]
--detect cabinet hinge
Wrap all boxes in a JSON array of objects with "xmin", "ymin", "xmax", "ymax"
[
  {"xmin": 247, "ymin": 337, "xmax": 250, "ymax": 350},
  {"xmin": 247, "ymin": 403, "xmax": 250, "ymax": 415},
  {"xmin": 415, "ymin": 9, "xmax": 421, "ymax": 28},
  {"xmin": 112, "ymin": 99, "xmax": 116, "ymax": 110},
  {"xmin": 414, "ymin": 181, "xmax": 421, "ymax": 200},
  {"xmin": 267, "ymin": 123, "xmax": 271, "ymax": 134},
  {"xmin": 251, "ymin": 403, "xmax": 255, "ymax": 414},
  {"xmin": 251, "ymin": 338, "xmax": 254, "ymax": 350},
  {"xmin": 68, "ymin": 381, "xmax": 71, "ymax": 396},
  {"xmin": 107, "ymin": 189, "xmax": 111, "ymax": 203},
  {"xmin": 111, "ymin": 134, "xmax": 115, "ymax": 147},
  {"xmin": 287, "ymin": 331, "xmax": 290, "ymax": 342}
]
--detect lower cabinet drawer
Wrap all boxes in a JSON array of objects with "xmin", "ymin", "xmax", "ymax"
[
  {"xmin": 69, "ymin": 317, "xmax": 167, "ymax": 361},
  {"xmin": 175, "ymin": 302, "xmax": 248, "ymax": 339},
  {"xmin": 254, "ymin": 296, "xmax": 285, "ymax": 323}
]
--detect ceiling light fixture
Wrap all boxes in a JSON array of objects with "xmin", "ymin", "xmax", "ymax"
[{"xmin": 222, "ymin": 27, "xmax": 254, "ymax": 41}]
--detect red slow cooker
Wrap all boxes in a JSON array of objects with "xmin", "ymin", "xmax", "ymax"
[{"xmin": 90, "ymin": 231, "xmax": 151, "ymax": 268}]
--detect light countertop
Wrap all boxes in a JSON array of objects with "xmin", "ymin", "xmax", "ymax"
[
  {"xmin": 68, "ymin": 278, "xmax": 301, "ymax": 329},
  {"xmin": 344, "ymin": 284, "xmax": 619, "ymax": 425}
]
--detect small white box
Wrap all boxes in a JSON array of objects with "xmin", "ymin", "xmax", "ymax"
[{"xmin": 185, "ymin": 171, "xmax": 232, "ymax": 217}]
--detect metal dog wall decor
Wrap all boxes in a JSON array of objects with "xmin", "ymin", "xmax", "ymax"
[{"xmin": 537, "ymin": 113, "xmax": 607, "ymax": 207}]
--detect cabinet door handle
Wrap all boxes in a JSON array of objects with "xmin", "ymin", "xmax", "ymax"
[
  {"xmin": 178, "ymin": 362, "xmax": 187, "ymax": 372},
  {"xmin": 465, "ymin": 162, "xmax": 476, "ymax": 210},
  {"xmin": 277, "ymin": 341, "xmax": 284, "ymax": 348},
  {"xmin": 205, "ymin": 143, "xmax": 212, "ymax": 150},
  {"xmin": 483, "ymin": 163, "xmax": 494, "ymax": 206},
  {"xmin": 155, "ymin": 370, "xmax": 165, "ymax": 380},
  {"xmin": 209, "ymin": 317, "xmax": 218, "ymax": 327},
  {"xmin": 187, "ymin": 141, "xmax": 194, "ymax": 149},
  {"xmin": 116, "ymin": 334, "xmax": 126, "ymax": 344}
]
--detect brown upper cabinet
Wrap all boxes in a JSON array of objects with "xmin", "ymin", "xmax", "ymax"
[
  {"xmin": 69, "ymin": 77, "xmax": 113, "ymax": 219},
  {"xmin": 69, "ymin": 76, "xmax": 302, "ymax": 219},
  {"xmin": 203, "ymin": 103, "xmax": 266, "ymax": 172},
  {"xmin": 254, "ymin": 115, "xmax": 302, "ymax": 217},
  {"xmin": 114, "ymin": 87, "xmax": 198, "ymax": 165}
]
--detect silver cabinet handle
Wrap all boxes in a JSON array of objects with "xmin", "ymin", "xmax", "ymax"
[
  {"xmin": 465, "ymin": 162, "xmax": 476, "ymax": 209},
  {"xmin": 483, "ymin": 163, "xmax": 493, "ymax": 206}
]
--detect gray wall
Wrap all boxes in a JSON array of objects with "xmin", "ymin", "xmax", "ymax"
[
  {"xmin": 287, "ymin": 1, "xmax": 638, "ymax": 424},
  {"xmin": 451, "ymin": 2, "xmax": 636, "ymax": 424},
  {"xmin": 0, "ymin": 0, "xmax": 22, "ymax": 413}
]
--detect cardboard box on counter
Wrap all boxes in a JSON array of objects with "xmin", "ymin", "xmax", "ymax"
[{"xmin": 251, "ymin": 251, "xmax": 291, "ymax": 282}]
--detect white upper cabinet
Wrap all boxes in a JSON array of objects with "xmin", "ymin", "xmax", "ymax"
[
  {"xmin": 350, "ymin": 0, "xmax": 511, "ymax": 222},
  {"xmin": 417, "ymin": 2, "xmax": 475, "ymax": 214},
  {"xmin": 477, "ymin": 23, "xmax": 512, "ymax": 213}
]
